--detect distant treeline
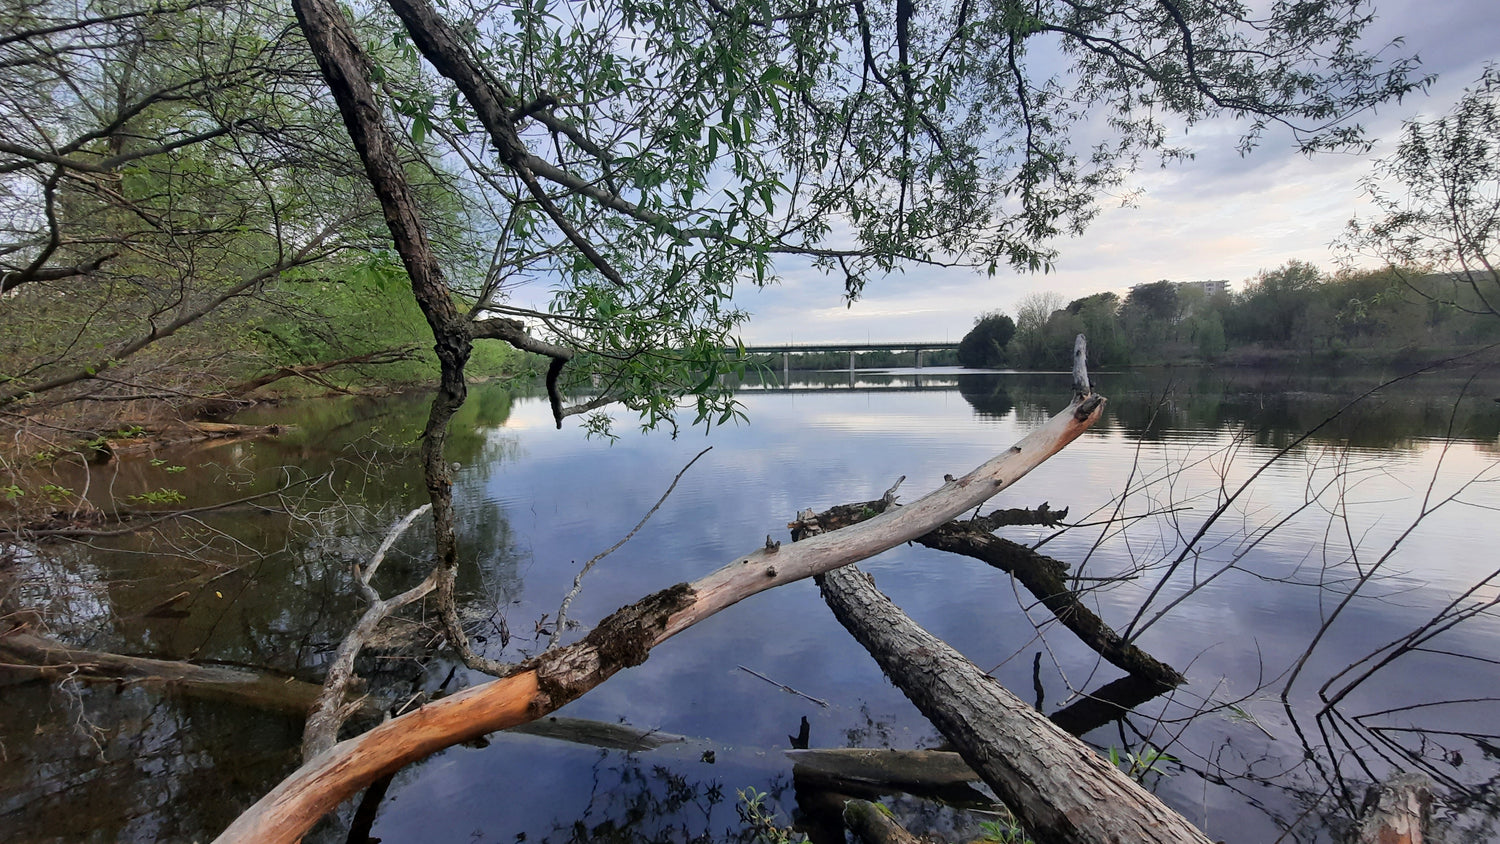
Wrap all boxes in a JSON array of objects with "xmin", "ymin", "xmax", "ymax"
[
  {"xmin": 747, "ymin": 348, "xmax": 960, "ymax": 371},
  {"xmin": 959, "ymin": 261, "xmax": 1500, "ymax": 369}
]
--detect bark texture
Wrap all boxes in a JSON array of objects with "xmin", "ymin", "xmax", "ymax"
[{"xmin": 817, "ymin": 565, "xmax": 1214, "ymax": 844}]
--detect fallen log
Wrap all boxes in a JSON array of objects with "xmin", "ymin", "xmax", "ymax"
[
  {"xmin": 213, "ymin": 375, "xmax": 1104, "ymax": 842},
  {"xmin": 792, "ymin": 502, "xmax": 1183, "ymax": 689},
  {"xmin": 790, "ymin": 747, "xmax": 993, "ymax": 811},
  {"xmin": 817, "ymin": 564, "xmax": 1214, "ymax": 844},
  {"xmin": 1046, "ymin": 673, "xmax": 1176, "ymax": 737},
  {"xmin": 843, "ymin": 798, "xmax": 923, "ymax": 844},
  {"xmin": 0, "ymin": 629, "xmax": 363, "ymax": 719},
  {"xmin": 508, "ymin": 715, "xmax": 687, "ymax": 752},
  {"xmin": 787, "ymin": 748, "xmax": 979, "ymax": 789}
]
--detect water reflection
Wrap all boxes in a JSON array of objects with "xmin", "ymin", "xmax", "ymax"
[{"xmin": 5, "ymin": 368, "xmax": 1500, "ymax": 842}]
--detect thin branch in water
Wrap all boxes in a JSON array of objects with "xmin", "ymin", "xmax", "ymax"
[
  {"xmin": 736, "ymin": 665, "xmax": 830, "ymax": 708},
  {"xmin": 547, "ymin": 446, "xmax": 712, "ymax": 648}
]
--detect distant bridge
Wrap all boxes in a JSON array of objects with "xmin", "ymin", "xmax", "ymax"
[{"xmin": 739, "ymin": 341, "xmax": 960, "ymax": 375}]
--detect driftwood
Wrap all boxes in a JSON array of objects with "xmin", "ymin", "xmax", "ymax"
[
  {"xmin": 793, "ymin": 502, "xmax": 1183, "ymax": 689},
  {"xmin": 214, "ymin": 385, "xmax": 1105, "ymax": 842},
  {"xmin": 0, "ymin": 629, "xmax": 369, "ymax": 719},
  {"xmin": 817, "ymin": 564, "xmax": 1214, "ymax": 844},
  {"xmin": 1354, "ymin": 772, "xmax": 1433, "ymax": 844}
]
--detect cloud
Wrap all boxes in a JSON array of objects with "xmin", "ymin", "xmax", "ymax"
[{"xmin": 731, "ymin": 0, "xmax": 1498, "ymax": 344}]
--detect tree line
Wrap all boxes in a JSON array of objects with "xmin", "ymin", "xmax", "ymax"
[{"xmin": 959, "ymin": 261, "xmax": 1500, "ymax": 370}]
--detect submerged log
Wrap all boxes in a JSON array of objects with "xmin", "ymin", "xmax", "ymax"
[
  {"xmin": 1354, "ymin": 772, "xmax": 1433, "ymax": 844},
  {"xmin": 843, "ymin": 798, "xmax": 923, "ymax": 844},
  {"xmin": 817, "ymin": 564, "xmax": 1214, "ymax": 844},
  {"xmin": 0, "ymin": 630, "xmax": 362, "ymax": 718},
  {"xmin": 214, "ymin": 375, "xmax": 1104, "ymax": 842}
]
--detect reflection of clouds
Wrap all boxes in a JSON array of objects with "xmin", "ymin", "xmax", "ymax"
[{"xmin": 8, "ymin": 544, "xmax": 113, "ymax": 636}]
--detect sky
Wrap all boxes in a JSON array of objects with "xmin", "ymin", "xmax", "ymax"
[{"xmin": 732, "ymin": 0, "xmax": 1499, "ymax": 345}]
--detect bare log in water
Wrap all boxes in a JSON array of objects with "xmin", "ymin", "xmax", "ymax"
[
  {"xmin": 843, "ymin": 798, "xmax": 924, "ymax": 844},
  {"xmin": 213, "ymin": 384, "xmax": 1105, "ymax": 842},
  {"xmin": 817, "ymin": 564, "xmax": 1214, "ymax": 844},
  {"xmin": 0, "ymin": 629, "xmax": 374, "ymax": 719},
  {"xmin": 792, "ymin": 503, "xmax": 1184, "ymax": 689}
]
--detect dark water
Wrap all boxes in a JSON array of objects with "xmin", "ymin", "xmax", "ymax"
[{"xmin": 5, "ymin": 364, "xmax": 1500, "ymax": 842}]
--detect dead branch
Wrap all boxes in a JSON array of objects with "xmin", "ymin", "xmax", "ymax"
[
  {"xmin": 303, "ymin": 504, "xmax": 434, "ymax": 759},
  {"xmin": 791, "ymin": 502, "xmax": 1183, "ymax": 688},
  {"xmin": 213, "ymin": 389, "xmax": 1104, "ymax": 844},
  {"xmin": 817, "ymin": 564, "xmax": 1213, "ymax": 844}
]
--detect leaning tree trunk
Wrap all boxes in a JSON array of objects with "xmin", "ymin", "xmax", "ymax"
[
  {"xmin": 818, "ymin": 564, "xmax": 1215, "ymax": 844},
  {"xmin": 213, "ymin": 389, "xmax": 1105, "ymax": 843}
]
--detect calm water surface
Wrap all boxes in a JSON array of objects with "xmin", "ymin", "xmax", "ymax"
[{"xmin": 5, "ymin": 366, "xmax": 1499, "ymax": 842}]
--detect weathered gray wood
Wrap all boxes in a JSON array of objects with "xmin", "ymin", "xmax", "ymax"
[
  {"xmin": 1354, "ymin": 772, "xmax": 1433, "ymax": 844},
  {"xmin": 817, "ymin": 565, "xmax": 1215, "ymax": 844},
  {"xmin": 507, "ymin": 716, "xmax": 687, "ymax": 751}
]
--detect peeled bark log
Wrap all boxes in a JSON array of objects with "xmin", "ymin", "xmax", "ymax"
[
  {"xmin": 214, "ymin": 389, "xmax": 1105, "ymax": 843},
  {"xmin": 817, "ymin": 565, "xmax": 1214, "ymax": 844}
]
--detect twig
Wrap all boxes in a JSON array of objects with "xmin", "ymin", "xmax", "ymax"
[
  {"xmin": 547, "ymin": 447, "xmax": 712, "ymax": 648},
  {"xmin": 737, "ymin": 665, "xmax": 830, "ymax": 708}
]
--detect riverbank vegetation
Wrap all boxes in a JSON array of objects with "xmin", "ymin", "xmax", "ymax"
[{"xmin": 959, "ymin": 262, "xmax": 1500, "ymax": 370}]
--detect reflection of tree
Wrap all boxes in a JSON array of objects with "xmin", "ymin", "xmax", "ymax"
[
  {"xmin": 3, "ymin": 386, "xmax": 528, "ymax": 840},
  {"xmin": 955, "ymin": 375, "xmax": 1015, "ymax": 421},
  {"xmin": 0, "ymin": 684, "xmax": 301, "ymax": 841}
]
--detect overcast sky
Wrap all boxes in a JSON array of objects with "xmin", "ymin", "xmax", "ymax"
[{"xmin": 732, "ymin": 0, "xmax": 1498, "ymax": 345}]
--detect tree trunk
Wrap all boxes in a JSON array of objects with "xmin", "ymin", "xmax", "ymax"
[
  {"xmin": 213, "ymin": 389, "xmax": 1105, "ymax": 843},
  {"xmin": 817, "ymin": 564, "xmax": 1215, "ymax": 844}
]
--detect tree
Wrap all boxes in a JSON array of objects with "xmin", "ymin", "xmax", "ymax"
[
  {"xmin": 0, "ymin": 0, "xmax": 407, "ymax": 422},
  {"xmin": 957, "ymin": 311, "xmax": 1016, "ymax": 368},
  {"xmin": 244, "ymin": 0, "xmax": 1434, "ymax": 821},
  {"xmin": 1228, "ymin": 260, "xmax": 1325, "ymax": 345},
  {"xmin": 1343, "ymin": 64, "xmax": 1500, "ymax": 319},
  {"xmin": 1011, "ymin": 291, "xmax": 1067, "ymax": 367}
]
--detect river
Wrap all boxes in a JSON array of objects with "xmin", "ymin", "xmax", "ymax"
[{"xmin": 4, "ymin": 364, "xmax": 1499, "ymax": 842}]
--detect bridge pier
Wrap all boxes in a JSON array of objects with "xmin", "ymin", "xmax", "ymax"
[
  {"xmin": 849, "ymin": 350, "xmax": 856, "ymax": 373},
  {"xmin": 783, "ymin": 351, "xmax": 790, "ymax": 384},
  {"xmin": 916, "ymin": 349, "xmax": 923, "ymax": 369}
]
